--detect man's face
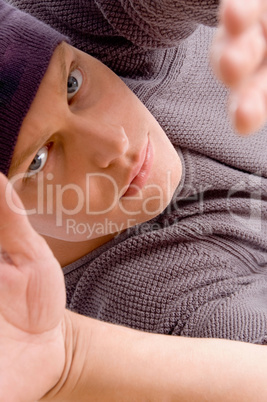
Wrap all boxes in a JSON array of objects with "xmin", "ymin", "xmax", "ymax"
[{"xmin": 9, "ymin": 42, "xmax": 182, "ymax": 246}]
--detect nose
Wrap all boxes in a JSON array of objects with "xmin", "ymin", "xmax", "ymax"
[{"xmin": 69, "ymin": 115, "xmax": 129, "ymax": 168}]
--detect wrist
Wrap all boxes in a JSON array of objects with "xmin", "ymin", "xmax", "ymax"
[{"xmin": 40, "ymin": 309, "xmax": 75, "ymax": 401}]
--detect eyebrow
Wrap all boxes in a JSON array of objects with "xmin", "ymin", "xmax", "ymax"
[{"xmin": 8, "ymin": 44, "xmax": 68, "ymax": 178}]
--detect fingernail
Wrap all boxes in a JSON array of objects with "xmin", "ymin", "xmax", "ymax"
[
  {"xmin": 239, "ymin": 91, "xmax": 264, "ymax": 116},
  {"xmin": 229, "ymin": 90, "xmax": 265, "ymax": 134}
]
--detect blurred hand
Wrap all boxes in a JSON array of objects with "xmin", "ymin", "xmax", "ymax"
[
  {"xmin": 211, "ymin": 0, "xmax": 267, "ymax": 134},
  {"xmin": 0, "ymin": 173, "xmax": 66, "ymax": 402}
]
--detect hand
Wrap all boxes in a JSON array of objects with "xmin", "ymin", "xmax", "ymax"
[
  {"xmin": 211, "ymin": 0, "xmax": 267, "ymax": 134},
  {"xmin": 0, "ymin": 173, "xmax": 265, "ymax": 402},
  {"xmin": 0, "ymin": 173, "xmax": 66, "ymax": 402}
]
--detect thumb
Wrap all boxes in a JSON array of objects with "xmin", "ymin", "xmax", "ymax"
[{"xmin": 0, "ymin": 172, "xmax": 46, "ymax": 263}]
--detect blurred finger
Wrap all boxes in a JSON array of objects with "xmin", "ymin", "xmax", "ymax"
[
  {"xmin": 211, "ymin": 23, "xmax": 266, "ymax": 86},
  {"xmin": 0, "ymin": 173, "xmax": 44, "ymax": 263},
  {"xmin": 228, "ymin": 63, "xmax": 267, "ymax": 134},
  {"xmin": 220, "ymin": 0, "xmax": 262, "ymax": 35}
]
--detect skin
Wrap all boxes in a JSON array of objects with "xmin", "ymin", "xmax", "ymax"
[
  {"xmin": 0, "ymin": 173, "xmax": 266, "ymax": 402},
  {"xmin": 211, "ymin": 0, "xmax": 267, "ymax": 134},
  {"xmin": 9, "ymin": 42, "xmax": 182, "ymax": 266}
]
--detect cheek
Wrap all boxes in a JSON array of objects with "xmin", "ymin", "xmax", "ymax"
[{"xmin": 16, "ymin": 175, "xmax": 124, "ymax": 228}]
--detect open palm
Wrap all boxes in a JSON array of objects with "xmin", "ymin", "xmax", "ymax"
[{"xmin": 0, "ymin": 173, "xmax": 66, "ymax": 402}]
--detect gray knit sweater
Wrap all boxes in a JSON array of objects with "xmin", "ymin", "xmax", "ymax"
[{"xmin": 9, "ymin": 0, "xmax": 267, "ymax": 343}]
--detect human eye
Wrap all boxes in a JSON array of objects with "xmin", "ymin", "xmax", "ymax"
[
  {"xmin": 26, "ymin": 146, "xmax": 49, "ymax": 177},
  {"xmin": 67, "ymin": 68, "xmax": 83, "ymax": 101}
]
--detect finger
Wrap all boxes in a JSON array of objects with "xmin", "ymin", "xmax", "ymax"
[
  {"xmin": 260, "ymin": 12, "xmax": 267, "ymax": 39},
  {"xmin": 220, "ymin": 0, "xmax": 262, "ymax": 35},
  {"xmin": 228, "ymin": 63, "xmax": 267, "ymax": 134},
  {"xmin": 0, "ymin": 173, "xmax": 44, "ymax": 263},
  {"xmin": 211, "ymin": 23, "xmax": 266, "ymax": 87}
]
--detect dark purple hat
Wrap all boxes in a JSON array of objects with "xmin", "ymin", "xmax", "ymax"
[{"xmin": 0, "ymin": 1, "xmax": 68, "ymax": 175}]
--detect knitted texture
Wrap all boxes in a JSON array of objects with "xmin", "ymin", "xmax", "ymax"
[
  {"xmin": 0, "ymin": 1, "xmax": 67, "ymax": 175},
  {"xmin": 9, "ymin": 0, "xmax": 267, "ymax": 343},
  {"xmin": 62, "ymin": 149, "xmax": 267, "ymax": 343}
]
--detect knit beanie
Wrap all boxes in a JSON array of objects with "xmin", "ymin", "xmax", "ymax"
[{"xmin": 0, "ymin": 0, "xmax": 68, "ymax": 176}]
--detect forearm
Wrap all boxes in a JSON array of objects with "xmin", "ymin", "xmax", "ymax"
[{"xmin": 41, "ymin": 309, "xmax": 267, "ymax": 402}]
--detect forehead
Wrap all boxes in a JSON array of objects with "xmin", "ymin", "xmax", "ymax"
[{"xmin": 8, "ymin": 42, "xmax": 71, "ymax": 177}]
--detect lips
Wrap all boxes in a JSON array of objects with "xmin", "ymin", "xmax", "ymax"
[{"xmin": 122, "ymin": 138, "xmax": 154, "ymax": 197}]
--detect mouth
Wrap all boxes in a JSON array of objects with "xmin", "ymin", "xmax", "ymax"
[{"xmin": 122, "ymin": 137, "xmax": 154, "ymax": 198}]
